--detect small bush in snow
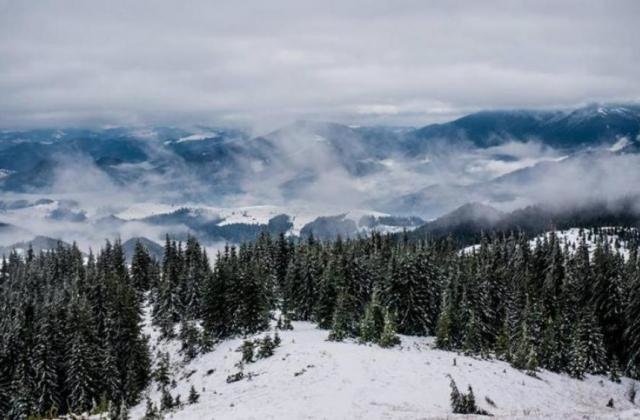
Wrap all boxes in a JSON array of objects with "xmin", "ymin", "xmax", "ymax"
[
  {"xmin": 628, "ymin": 382, "xmax": 637, "ymax": 404},
  {"xmin": 160, "ymin": 388, "xmax": 174, "ymax": 411},
  {"xmin": 609, "ymin": 357, "xmax": 621, "ymax": 383},
  {"xmin": 188, "ymin": 386, "xmax": 200, "ymax": 404},
  {"xmin": 378, "ymin": 310, "xmax": 401, "ymax": 348},
  {"xmin": 226, "ymin": 371, "xmax": 245, "ymax": 383},
  {"xmin": 240, "ymin": 340, "xmax": 255, "ymax": 363},
  {"xmin": 449, "ymin": 378, "xmax": 492, "ymax": 416},
  {"xmin": 142, "ymin": 398, "xmax": 162, "ymax": 419},
  {"xmin": 257, "ymin": 335, "xmax": 277, "ymax": 359}
]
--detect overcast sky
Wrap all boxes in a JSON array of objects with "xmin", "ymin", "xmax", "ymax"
[{"xmin": 0, "ymin": 0, "xmax": 638, "ymax": 130}]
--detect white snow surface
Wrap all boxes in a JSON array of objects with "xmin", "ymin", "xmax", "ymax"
[
  {"xmin": 131, "ymin": 309, "xmax": 640, "ymax": 420},
  {"xmin": 114, "ymin": 203, "xmax": 412, "ymax": 237},
  {"xmin": 462, "ymin": 227, "xmax": 633, "ymax": 260},
  {"xmin": 176, "ymin": 132, "xmax": 220, "ymax": 143},
  {"xmin": 609, "ymin": 137, "xmax": 631, "ymax": 152},
  {"xmin": 532, "ymin": 227, "xmax": 633, "ymax": 260},
  {"xmin": 0, "ymin": 168, "xmax": 14, "ymax": 179}
]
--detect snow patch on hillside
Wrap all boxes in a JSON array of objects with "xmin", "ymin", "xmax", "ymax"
[
  {"xmin": 532, "ymin": 227, "xmax": 633, "ymax": 260},
  {"xmin": 131, "ymin": 313, "xmax": 640, "ymax": 419},
  {"xmin": 116, "ymin": 203, "xmax": 181, "ymax": 220},
  {"xmin": 463, "ymin": 228, "xmax": 633, "ymax": 260},
  {"xmin": 114, "ymin": 203, "xmax": 408, "ymax": 237},
  {"xmin": 610, "ymin": 137, "xmax": 630, "ymax": 152},
  {"xmin": 0, "ymin": 168, "xmax": 14, "ymax": 179},
  {"xmin": 177, "ymin": 132, "xmax": 220, "ymax": 143}
]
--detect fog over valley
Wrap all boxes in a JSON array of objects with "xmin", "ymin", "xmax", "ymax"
[{"xmin": 1, "ymin": 104, "xmax": 640, "ymax": 253}]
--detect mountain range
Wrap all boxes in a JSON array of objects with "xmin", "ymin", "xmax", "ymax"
[
  {"xmin": 1, "ymin": 103, "xmax": 638, "ymax": 197},
  {"xmin": 1, "ymin": 103, "xmax": 640, "ymax": 253}
]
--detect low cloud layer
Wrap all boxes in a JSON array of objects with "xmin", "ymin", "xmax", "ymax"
[{"xmin": 1, "ymin": 0, "xmax": 639, "ymax": 129}]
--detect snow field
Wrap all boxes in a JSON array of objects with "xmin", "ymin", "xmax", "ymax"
[{"xmin": 131, "ymin": 315, "xmax": 640, "ymax": 419}]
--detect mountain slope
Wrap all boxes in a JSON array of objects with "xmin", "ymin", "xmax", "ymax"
[
  {"xmin": 409, "ymin": 198, "xmax": 640, "ymax": 246},
  {"xmin": 412, "ymin": 104, "xmax": 640, "ymax": 149},
  {"xmin": 131, "ymin": 316, "xmax": 640, "ymax": 419}
]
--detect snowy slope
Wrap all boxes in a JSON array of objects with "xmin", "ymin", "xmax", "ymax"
[
  {"xmin": 131, "ymin": 312, "xmax": 640, "ymax": 419},
  {"xmin": 114, "ymin": 202, "xmax": 418, "ymax": 237},
  {"xmin": 463, "ymin": 227, "xmax": 634, "ymax": 260},
  {"xmin": 532, "ymin": 227, "xmax": 633, "ymax": 260}
]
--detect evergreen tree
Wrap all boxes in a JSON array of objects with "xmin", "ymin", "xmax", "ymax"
[
  {"xmin": 378, "ymin": 310, "xmax": 401, "ymax": 348},
  {"xmin": 131, "ymin": 241, "xmax": 154, "ymax": 295},
  {"xmin": 358, "ymin": 289, "xmax": 385, "ymax": 343},
  {"xmin": 66, "ymin": 295, "xmax": 98, "ymax": 413},
  {"xmin": 188, "ymin": 385, "xmax": 200, "ymax": 404}
]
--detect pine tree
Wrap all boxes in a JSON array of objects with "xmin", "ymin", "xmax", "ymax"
[
  {"xmin": 160, "ymin": 388, "xmax": 173, "ymax": 411},
  {"xmin": 142, "ymin": 398, "xmax": 161, "ymax": 419},
  {"xmin": 131, "ymin": 241, "xmax": 153, "ymax": 295},
  {"xmin": 626, "ymin": 267, "xmax": 640, "ymax": 376},
  {"xmin": 314, "ymin": 257, "xmax": 339, "ymax": 329},
  {"xmin": 569, "ymin": 310, "xmax": 608, "ymax": 378},
  {"xmin": 66, "ymin": 294, "xmax": 98, "ymax": 413},
  {"xmin": 384, "ymin": 252, "xmax": 435, "ymax": 335},
  {"xmin": 328, "ymin": 292, "xmax": 352, "ymax": 341},
  {"xmin": 609, "ymin": 356, "xmax": 621, "ymax": 383},
  {"xmin": 358, "ymin": 289, "xmax": 385, "ymax": 343},
  {"xmin": 32, "ymin": 307, "xmax": 60, "ymax": 416},
  {"xmin": 203, "ymin": 251, "xmax": 232, "ymax": 338},
  {"xmin": 155, "ymin": 352, "xmax": 171, "ymax": 390},
  {"xmin": 179, "ymin": 319, "xmax": 200, "ymax": 362},
  {"xmin": 378, "ymin": 310, "xmax": 401, "ymax": 348},
  {"xmin": 257, "ymin": 335, "xmax": 276, "ymax": 359},
  {"xmin": 240, "ymin": 340, "xmax": 255, "ymax": 364}
]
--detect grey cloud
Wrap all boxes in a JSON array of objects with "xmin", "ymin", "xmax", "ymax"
[{"xmin": 0, "ymin": 0, "xmax": 639, "ymax": 128}]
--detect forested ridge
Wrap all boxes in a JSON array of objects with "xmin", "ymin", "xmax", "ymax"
[{"xmin": 2, "ymin": 227, "xmax": 640, "ymax": 418}]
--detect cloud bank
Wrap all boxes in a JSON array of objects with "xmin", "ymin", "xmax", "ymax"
[{"xmin": 0, "ymin": 0, "xmax": 639, "ymax": 129}]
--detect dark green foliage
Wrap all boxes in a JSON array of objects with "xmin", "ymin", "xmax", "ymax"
[
  {"xmin": 358, "ymin": 289, "xmax": 385, "ymax": 343},
  {"xmin": 202, "ymin": 242, "xmax": 270, "ymax": 339},
  {"xmin": 328, "ymin": 292, "xmax": 352, "ymax": 342},
  {"xmin": 131, "ymin": 241, "xmax": 157, "ymax": 296},
  {"xmin": 178, "ymin": 320, "xmax": 200, "ymax": 362},
  {"xmin": 378, "ymin": 310, "xmax": 401, "ymax": 348},
  {"xmin": 155, "ymin": 352, "xmax": 171, "ymax": 390},
  {"xmin": 0, "ymin": 240, "xmax": 151, "ymax": 418},
  {"xmin": 568, "ymin": 310, "xmax": 608, "ymax": 378},
  {"xmin": 257, "ymin": 335, "xmax": 277, "ymax": 359},
  {"xmin": 240, "ymin": 340, "xmax": 255, "ymax": 364}
]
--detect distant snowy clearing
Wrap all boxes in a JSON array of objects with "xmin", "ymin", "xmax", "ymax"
[{"xmin": 462, "ymin": 227, "xmax": 634, "ymax": 260}]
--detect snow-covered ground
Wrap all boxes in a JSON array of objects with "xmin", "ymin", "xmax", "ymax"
[
  {"xmin": 115, "ymin": 203, "xmax": 321, "ymax": 236},
  {"xmin": 532, "ymin": 227, "xmax": 634, "ymax": 260},
  {"xmin": 131, "ymin": 312, "xmax": 640, "ymax": 420},
  {"xmin": 462, "ymin": 227, "xmax": 634, "ymax": 260},
  {"xmin": 114, "ymin": 202, "xmax": 415, "ymax": 237}
]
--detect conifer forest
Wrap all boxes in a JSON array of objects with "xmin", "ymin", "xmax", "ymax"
[{"xmin": 2, "ymin": 227, "xmax": 640, "ymax": 418}]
